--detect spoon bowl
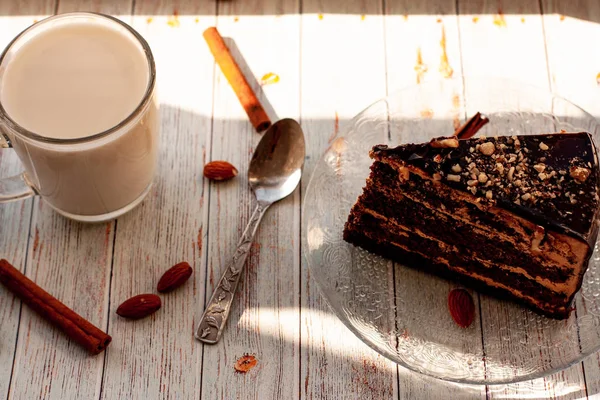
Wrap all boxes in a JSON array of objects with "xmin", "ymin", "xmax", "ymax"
[{"xmin": 249, "ymin": 118, "xmax": 305, "ymax": 203}]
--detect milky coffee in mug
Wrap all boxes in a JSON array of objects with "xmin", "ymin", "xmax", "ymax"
[{"xmin": 0, "ymin": 13, "xmax": 158, "ymax": 222}]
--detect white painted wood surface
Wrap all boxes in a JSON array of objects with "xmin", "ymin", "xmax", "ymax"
[{"xmin": 0, "ymin": 0, "xmax": 600, "ymax": 399}]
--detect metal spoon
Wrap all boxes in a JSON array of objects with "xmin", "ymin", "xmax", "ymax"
[{"xmin": 195, "ymin": 118, "xmax": 305, "ymax": 344}]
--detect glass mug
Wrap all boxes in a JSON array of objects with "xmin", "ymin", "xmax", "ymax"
[{"xmin": 0, "ymin": 13, "xmax": 158, "ymax": 222}]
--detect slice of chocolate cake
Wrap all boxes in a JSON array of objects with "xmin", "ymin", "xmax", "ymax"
[{"xmin": 343, "ymin": 132, "xmax": 600, "ymax": 319}]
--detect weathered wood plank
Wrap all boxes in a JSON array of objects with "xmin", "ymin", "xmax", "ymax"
[
  {"xmin": 299, "ymin": 2, "xmax": 399, "ymax": 399},
  {"xmin": 457, "ymin": 0, "xmax": 587, "ymax": 397},
  {"xmin": 0, "ymin": 4, "xmax": 55, "ymax": 399},
  {"xmin": 3, "ymin": 2, "xmax": 128, "ymax": 400},
  {"xmin": 384, "ymin": 1, "xmax": 487, "ymax": 397},
  {"xmin": 542, "ymin": 1, "xmax": 600, "ymax": 397},
  {"xmin": 7, "ymin": 0, "xmax": 134, "ymax": 394},
  {"xmin": 200, "ymin": 1, "xmax": 301, "ymax": 398},
  {"xmin": 99, "ymin": 2, "xmax": 215, "ymax": 399}
]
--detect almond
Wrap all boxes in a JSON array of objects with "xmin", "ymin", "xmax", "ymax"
[
  {"xmin": 116, "ymin": 294, "xmax": 161, "ymax": 320},
  {"xmin": 157, "ymin": 262, "xmax": 193, "ymax": 293},
  {"xmin": 203, "ymin": 161, "xmax": 238, "ymax": 181},
  {"xmin": 448, "ymin": 288, "xmax": 475, "ymax": 328}
]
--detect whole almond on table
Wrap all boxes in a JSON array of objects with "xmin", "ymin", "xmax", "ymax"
[
  {"xmin": 204, "ymin": 161, "xmax": 238, "ymax": 181},
  {"xmin": 157, "ymin": 262, "xmax": 193, "ymax": 293},
  {"xmin": 116, "ymin": 294, "xmax": 161, "ymax": 320},
  {"xmin": 448, "ymin": 288, "xmax": 475, "ymax": 328}
]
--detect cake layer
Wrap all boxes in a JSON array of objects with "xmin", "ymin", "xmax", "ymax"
[
  {"xmin": 365, "ymin": 161, "xmax": 586, "ymax": 286},
  {"xmin": 344, "ymin": 211, "xmax": 571, "ymax": 318}
]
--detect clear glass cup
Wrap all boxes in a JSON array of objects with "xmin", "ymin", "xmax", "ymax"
[{"xmin": 0, "ymin": 13, "xmax": 158, "ymax": 222}]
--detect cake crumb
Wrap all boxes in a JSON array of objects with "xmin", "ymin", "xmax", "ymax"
[{"xmin": 398, "ymin": 166, "xmax": 410, "ymax": 181}]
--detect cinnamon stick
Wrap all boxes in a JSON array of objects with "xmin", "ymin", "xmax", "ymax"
[
  {"xmin": 203, "ymin": 27, "xmax": 271, "ymax": 132},
  {"xmin": 0, "ymin": 259, "xmax": 111, "ymax": 355},
  {"xmin": 454, "ymin": 112, "xmax": 489, "ymax": 140}
]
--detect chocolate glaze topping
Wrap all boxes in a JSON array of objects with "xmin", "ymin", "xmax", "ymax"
[{"xmin": 371, "ymin": 132, "xmax": 600, "ymax": 243}]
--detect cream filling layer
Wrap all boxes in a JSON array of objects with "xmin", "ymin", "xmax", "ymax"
[
  {"xmin": 374, "ymin": 158, "xmax": 588, "ymax": 275},
  {"xmin": 360, "ymin": 208, "xmax": 579, "ymax": 296},
  {"xmin": 357, "ymin": 227, "xmax": 567, "ymax": 313}
]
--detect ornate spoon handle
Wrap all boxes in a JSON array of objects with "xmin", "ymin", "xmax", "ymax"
[{"xmin": 195, "ymin": 201, "xmax": 270, "ymax": 344}]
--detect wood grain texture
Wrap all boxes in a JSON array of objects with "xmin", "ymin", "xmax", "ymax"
[
  {"xmin": 384, "ymin": 2, "xmax": 487, "ymax": 398},
  {"xmin": 458, "ymin": 0, "xmax": 587, "ymax": 398},
  {"xmin": 299, "ymin": 1, "xmax": 399, "ymax": 399},
  {"xmin": 6, "ymin": 13, "xmax": 121, "ymax": 391},
  {"xmin": 98, "ymin": 1, "xmax": 215, "ymax": 399},
  {"xmin": 200, "ymin": 1, "xmax": 301, "ymax": 398},
  {"xmin": 1, "ymin": 0, "xmax": 599, "ymax": 398},
  {"xmin": 542, "ymin": 1, "xmax": 600, "ymax": 397},
  {"xmin": 2, "ymin": 2, "xmax": 123, "ymax": 400},
  {"xmin": 0, "ymin": 2, "xmax": 55, "ymax": 397}
]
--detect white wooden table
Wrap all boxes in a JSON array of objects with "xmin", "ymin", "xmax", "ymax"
[{"xmin": 1, "ymin": 0, "xmax": 600, "ymax": 398}]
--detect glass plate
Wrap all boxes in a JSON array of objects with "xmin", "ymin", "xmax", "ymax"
[{"xmin": 302, "ymin": 77, "xmax": 600, "ymax": 384}]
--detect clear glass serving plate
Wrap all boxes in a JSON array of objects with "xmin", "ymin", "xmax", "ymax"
[{"xmin": 302, "ymin": 77, "xmax": 600, "ymax": 384}]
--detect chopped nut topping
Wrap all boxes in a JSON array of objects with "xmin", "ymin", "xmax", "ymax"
[
  {"xmin": 539, "ymin": 142, "xmax": 549, "ymax": 151},
  {"xmin": 559, "ymin": 169, "xmax": 567, "ymax": 175},
  {"xmin": 447, "ymin": 174, "xmax": 461, "ymax": 182},
  {"xmin": 433, "ymin": 173, "xmax": 442, "ymax": 181},
  {"xmin": 479, "ymin": 142, "xmax": 495, "ymax": 156},
  {"xmin": 430, "ymin": 137, "xmax": 459, "ymax": 148},
  {"xmin": 570, "ymin": 166, "xmax": 591, "ymax": 183},
  {"xmin": 451, "ymin": 164, "xmax": 462, "ymax": 173},
  {"xmin": 538, "ymin": 172, "xmax": 548, "ymax": 180},
  {"xmin": 467, "ymin": 179, "xmax": 478, "ymax": 187},
  {"xmin": 478, "ymin": 173, "xmax": 488, "ymax": 183},
  {"xmin": 485, "ymin": 190, "xmax": 493, "ymax": 199},
  {"xmin": 508, "ymin": 167, "xmax": 515, "ymax": 181},
  {"xmin": 521, "ymin": 193, "xmax": 532, "ymax": 201},
  {"xmin": 495, "ymin": 163, "xmax": 504, "ymax": 174},
  {"xmin": 433, "ymin": 154, "xmax": 443, "ymax": 163}
]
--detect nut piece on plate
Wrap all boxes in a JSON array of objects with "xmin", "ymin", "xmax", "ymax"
[
  {"xmin": 204, "ymin": 161, "xmax": 238, "ymax": 181},
  {"xmin": 116, "ymin": 294, "xmax": 161, "ymax": 320},
  {"xmin": 157, "ymin": 262, "xmax": 193, "ymax": 293}
]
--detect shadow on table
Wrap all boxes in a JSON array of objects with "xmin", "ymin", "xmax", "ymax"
[
  {"xmin": 1, "ymin": 0, "xmax": 599, "ymax": 26},
  {"xmin": 136, "ymin": 99, "xmax": 599, "ymax": 400}
]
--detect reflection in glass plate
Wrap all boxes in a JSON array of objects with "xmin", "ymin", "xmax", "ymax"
[{"xmin": 302, "ymin": 78, "xmax": 600, "ymax": 384}]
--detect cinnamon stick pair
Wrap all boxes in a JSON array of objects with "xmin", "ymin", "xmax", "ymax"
[{"xmin": 0, "ymin": 259, "xmax": 111, "ymax": 355}]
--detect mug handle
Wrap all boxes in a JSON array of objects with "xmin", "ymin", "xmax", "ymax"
[{"xmin": 0, "ymin": 132, "xmax": 36, "ymax": 202}]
